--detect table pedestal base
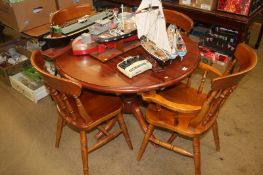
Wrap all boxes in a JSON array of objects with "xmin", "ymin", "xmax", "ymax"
[
  {"xmin": 95, "ymin": 94, "xmax": 149, "ymax": 140},
  {"xmin": 121, "ymin": 94, "xmax": 149, "ymax": 133}
]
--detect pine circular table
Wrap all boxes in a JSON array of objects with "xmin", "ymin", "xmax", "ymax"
[{"xmin": 55, "ymin": 35, "xmax": 200, "ymax": 134}]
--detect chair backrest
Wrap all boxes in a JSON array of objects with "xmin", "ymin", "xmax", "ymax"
[
  {"xmin": 31, "ymin": 51, "xmax": 92, "ymax": 126},
  {"xmin": 163, "ymin": 9, "xmax": 194, "ymax": 34},
  {"xmin": 50, "ymin": 4, "xmax": 93, "ymax": 26},
  {"xmin": 190, "ymin": 43, "xmax": 257, "ymax": 128}
]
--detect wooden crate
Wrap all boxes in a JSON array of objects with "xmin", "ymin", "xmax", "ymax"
[{"xmin": 9, "ymin": 72, "xmax": 49, "ymax": 103}]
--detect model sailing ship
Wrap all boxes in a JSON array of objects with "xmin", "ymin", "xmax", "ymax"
[{"xmin": 135, "ymin": 0, "xmax": 187, "ymax": 66}]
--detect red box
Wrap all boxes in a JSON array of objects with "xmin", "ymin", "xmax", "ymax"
[{"xmin": 217, "ymin": 0, "xmax": 263, "ymax": 16}]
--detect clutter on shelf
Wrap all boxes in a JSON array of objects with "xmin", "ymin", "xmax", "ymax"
[
  {"xmin": 0, "ymin": 47, "xmax": 28, "ymax": 65},
  {"xmin": 197, "ymin": 25, "xmax": 238, "ymax": 71},
  {"xmin": 199, "ymin": 25, "xmax": 238, "ymax": 56},
  {"xmin": 0, "ymin": 42, "xmax": 31, "ymax": 85},
  {"xmin": 199, "ymin": 45, "xmax": 231, "ymax": 66},
  {"xmin": 25, "ymin": 39, "xmax": 45, "ymax": 51},
  {"xmin": 190, "ymin": 23, "xmax": 211, "ymax": 41}
]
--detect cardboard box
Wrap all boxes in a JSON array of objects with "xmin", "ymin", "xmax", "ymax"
[
  {"xmin": 179, "ymin": 0, "xmax": 217, "ymax": 11},
  {"xmin": 0, "ymin": 43, "xmax": 31, "ymax": 85},
  {"xmin": 0, "ymin": 0, "xmax": 56, "ymax": 32},
  {"xmin": 55, "ymin": 0, "xmax": 93, "ymax": 10}
]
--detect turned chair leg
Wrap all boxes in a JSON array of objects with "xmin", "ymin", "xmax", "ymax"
[
  {"xmin": 117, "ymin": 113, "xmax": 133, "ymax": 150},
  {"xmin": 137, "ymin": 124, "xmax": 155, "ymax": 161},
  {"xmin": 193, "ymin": 137, "xmax": 201, "ymax": 175},
  {"xmin": 80, "ymin": 131, "xmax": 89, "ymax": 175},
  {"xmin": 212, "ymin": 121, "xmax": 220, "ymax": 151},
  {"xmin": 55, "ymin": 116, "xmax": 64, "ymax": 148}
]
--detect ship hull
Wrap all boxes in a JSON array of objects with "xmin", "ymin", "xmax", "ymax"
[
  {"xmin": 97, "ymin": 29, "xmax": 137, "ymax": 43},
  {"xmin": 42, "ymin": 27, "xmax": 90, "ymax": 48},
  {"xmin": 140, "ymin": 36, "xmax": 170, "ymax": 67}
]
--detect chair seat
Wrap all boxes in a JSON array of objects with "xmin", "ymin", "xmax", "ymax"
[
  {"xmin": 159, "ymin": 83, "xmax": 207, "ymax": 106},
  {"xmin": 146, "ymin": 104, "xmax": 203, "ymax": 137},
  {"xmin": 146, "ymin": 83, "xmax": 208, "ymax": 137},
  {"xmin": 61, "ymin": 90, "xmax": 122, "ymax": 130}
]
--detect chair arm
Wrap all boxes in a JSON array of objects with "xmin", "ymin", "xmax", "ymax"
[
  {"xmin": 142, "ymin": 93, "xmax": 201, "ymax": 113},
  {"xmin": 198, "ymin": 62, "xmax": 223, "ymax": 77}
]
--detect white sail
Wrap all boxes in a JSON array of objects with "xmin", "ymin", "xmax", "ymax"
[{"xmin": 135, "ymin": 0, "xmax": 171, "ymax": 53}]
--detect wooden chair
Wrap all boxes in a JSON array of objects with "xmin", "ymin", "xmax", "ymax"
[
  {"xmin": 163, "ymin": 9, "xmax": 194, "ymax": 34},
  {"xmin": 31, "ymin": 51, "xmax": 133, "ymax": 175},
  {"xmin": 137, "ymin": 43, "xmax": 257, "ymax": 175},
  {"xmin": 50, "ymin": 4, "xmax": 93, "ymax": 26}
]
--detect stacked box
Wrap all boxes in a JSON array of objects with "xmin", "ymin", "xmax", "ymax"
[{"xmin": 0, "ymin": 0, "xmax": 56, "ymax": 31}]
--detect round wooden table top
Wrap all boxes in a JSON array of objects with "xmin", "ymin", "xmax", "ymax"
[{"xmin": 55, "ymin": 36, "xmax": 200, "ymax": 94}]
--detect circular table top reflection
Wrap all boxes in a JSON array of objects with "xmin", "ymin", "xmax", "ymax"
[{"xmin": 55, "ymin": 36, "xmax": 200, "ymax": 94}]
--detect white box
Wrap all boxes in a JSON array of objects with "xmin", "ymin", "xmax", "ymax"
[{"xmin": 9, "ymin": 72, "xmax": 49, "ymax": 103}]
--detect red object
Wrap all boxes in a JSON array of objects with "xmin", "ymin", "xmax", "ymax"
[
  {"xmin": 217, "ymin": 0, "xmax": 262, "ymax": 16},
  {"xmin": 124, "ymin": 35, "xmax": 138, "ymax": 42},
  {"xmin": 73, "ymin": 46, "xmax": 99, "ymax": 55},
  {"xmin": 199, "ymin": 46, "xmax": 230, "ymax": 64},
  {"xmin": 98, "ymin": 44, "xmax": 106, "ymax": 53},
  {"xmin": 105, "ymin": 42, "xmax": 115, "ymax": 49},
  {"xmin": 72, "ymin": 35, "xmax": 139, "ymax": 56},
  {"xmin": 103, "ymin": 35, "xmax": 138, "ymax": 49}
]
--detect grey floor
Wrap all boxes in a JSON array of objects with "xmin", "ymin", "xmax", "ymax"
[{"xmin": 0, "ymin": 33, "xmax": 263, "ymax": 175}]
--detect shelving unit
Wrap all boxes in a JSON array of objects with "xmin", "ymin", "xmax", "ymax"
[{"xmin": 107, "ymin": 0, "xmax": 263, "ymax": 48}]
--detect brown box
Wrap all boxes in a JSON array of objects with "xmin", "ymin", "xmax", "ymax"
[
  {"xmin": 179, "ymin": 0, "xmax": 217, "ymax": 11},
  {"xmin": 0, "ymin": 44, "xmax": 31, "ymax": 85},
  {"xmin": 0, "ymin": 0, "xmax": 56, "ymax": 32},
  {"xmin": 55, "ymin": 0, "xmax": 93, "ymax": 10},
  {"xmin": 196, "ymin": 0, "xmax": 217, "ymax": 10}
]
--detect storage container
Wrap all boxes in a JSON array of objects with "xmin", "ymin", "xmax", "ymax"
[
  {"xmin": 9, "ymin": 72, "xmax": 49, "ymax": 103},
  {"xmin": 0, "ymin": 44, "xmax": 31, "ymax": 85}
]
